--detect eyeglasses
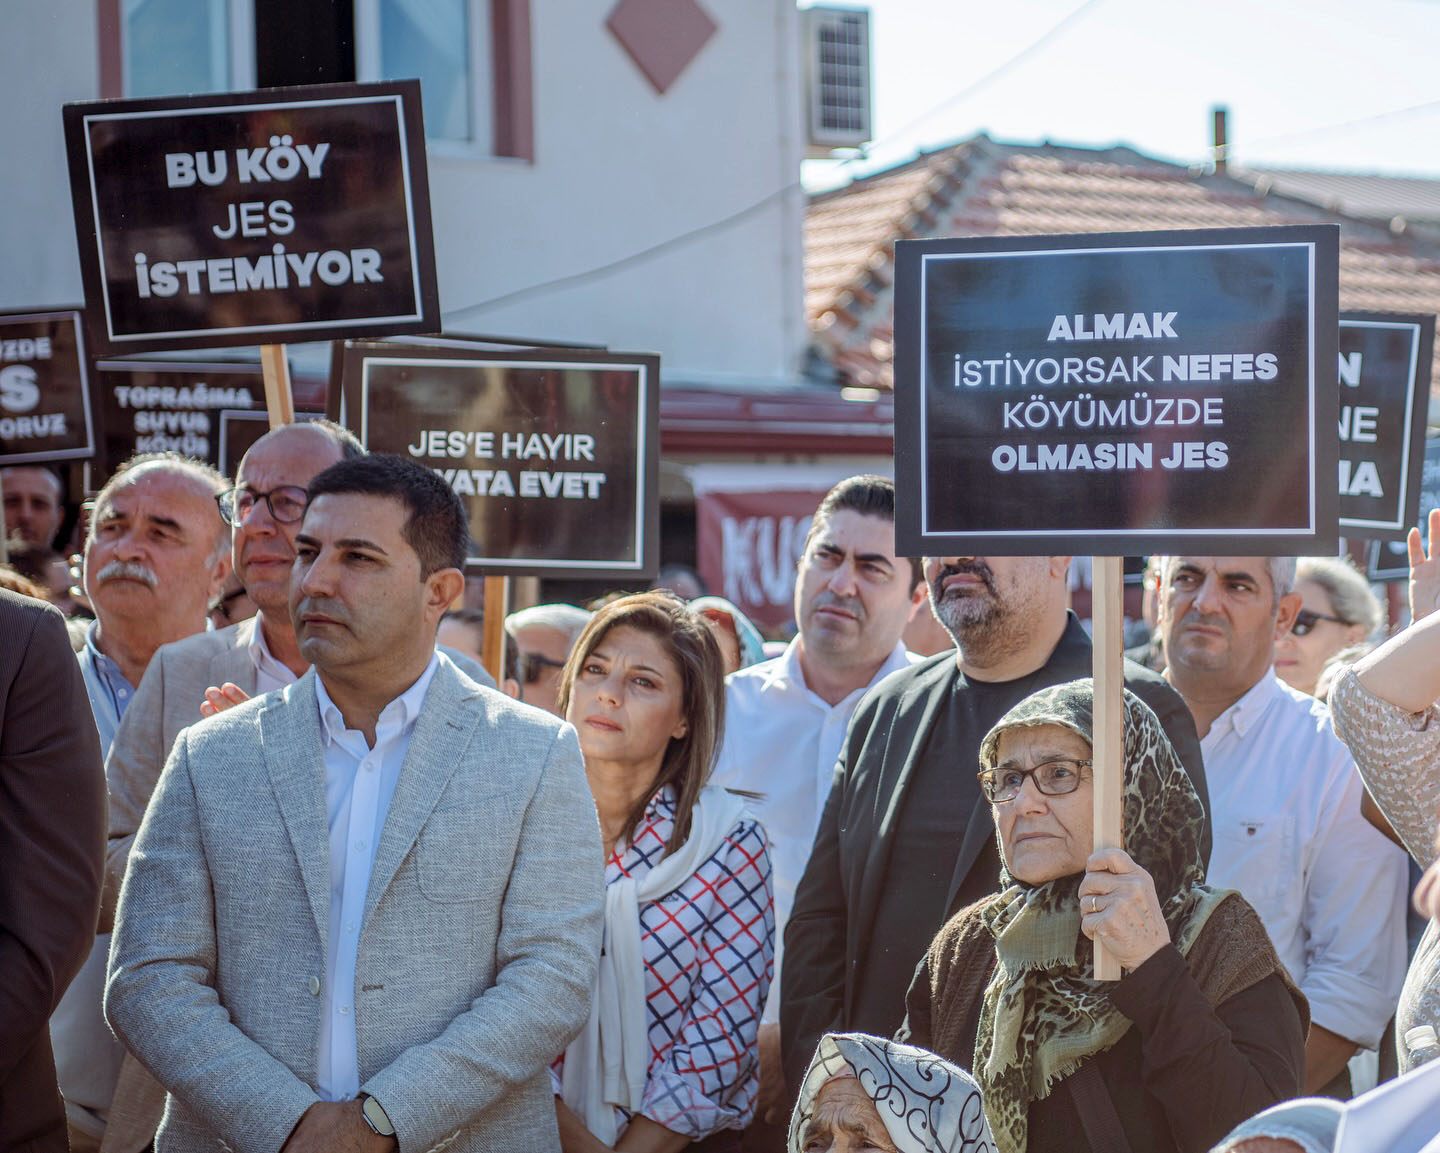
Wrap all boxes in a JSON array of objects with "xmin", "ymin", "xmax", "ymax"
[
  {"xmin": 1291, "ymin": 609, "xmax": 1347, "ymax": 637},
  {"xmin": 215, "ymin": 485, "xmax": 308, "ymax": 526},
  {"xmin": 977, "ymin": 758, "xmax": 1093, "ymax": 804},
  {"xmin": 521, "ymin": 652, "xmax": 567, "ymax": 684}
]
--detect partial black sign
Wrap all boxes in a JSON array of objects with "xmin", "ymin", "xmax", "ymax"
[
  {"xmin": 1368, "ymin": 438, "xmax": 1440, "ymax": 581},
  {"xmin": 0, "ymin": 309, "xmax": 94, "ymax": 464},
  {"xmin": 894, "ymin": 225, "xmax": 1340, "ymax": 556},
  {"xmin": 1337, "ymin": 312, "xmax": 1434, "ymax": 541},
  {"xmin": 93, "ymin": 360, "xmax": 266, "ymax": 482},
  {"xmin": 339, "ymin": 343, "xmax": 659, "ymax": 579},
  {"xmin": 64, "ymin": 81, "xmax": 439, "ymax": 354}
]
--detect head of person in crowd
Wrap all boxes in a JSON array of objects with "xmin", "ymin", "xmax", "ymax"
[
  {"xmin": 788, "ymin": 1033, "xmax": 993, "ymax": 1153},
  {"xmin": 651, "ymin": 563, "xmax": 706, "ymax": 601},
  {"xmin": 291, "ymin": 454, "xmax": 465, "ymax": 701},
  {"xmin": 218, "ymin": 420, "xmax": 364, "ymax": 653},
  {"xmin": 1, "ymin": 464, "xmax": 65, "ymax": 547},
  {"xmin": 925, "ymin": 553, "xmax": 1073, "ymax": 678},
  {"xmin": 0, "ymin": 562, "xmax": 46, "ymax": 601},
  {"xmin": 208, "ymin": 570, "xmax": 257, "ymax": 629},
  {"xmin": 1158, "ymin": 556, "xmax": 1301, "ymax": 723},
  {"xmin": 1272, "ymin": 556, "xmax": 1383, "ymax": 698},
  {"xmin": 690, "ymin": 595, "xmax": 767, "ymax": 675},
  {"xmin": 6, "ymin": 539, "xmax": 78, "ymax": 615},
  {"xmin": 508, "ymin": 601, "xmax": 593, "ymax": 716},
  {"xmin": 902, "ymin": 587, "xmax": 955, "ymax": 657},
  {"xmin": 959, "ymin": 680, "xmax": 1303, "ymax": 1150},
  {"xmin": 557, "ymin": 591, "xmax": 723, "ymax": 855},
  {"xmin": 83, "ymin": 453, "xmax": 230, "ymax": 680},
  {"xmin": 794, "ymin": 475, "xmax": 922, "ymax": 703},
  {"xmin": 438, "ymin": 606, "xmax": 487, "ymax": 665}
]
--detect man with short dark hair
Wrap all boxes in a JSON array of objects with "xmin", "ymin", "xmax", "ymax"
[
  {"xmin": 2, "ymin": 464, "xmax": 65, "ymax": 547},
  {"xmin": 1159, "ymin": 555, "xmax": 1407, "ymax": 1095},
  {"xmin": 782, "ymin": 553, "xmax": 1211, "ymax": 1091},
  {"xmin": 107, "ymin": 454, "xmax": 604, "ymax": 1153},
  {"xmin": 712, "ymin": 475, "xmax": 924, "ymax": 1135}
]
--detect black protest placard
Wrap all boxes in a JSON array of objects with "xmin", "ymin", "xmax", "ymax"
[
  {"xmin": 339, "ymin": 343, "xmax": 659, "ymax": 579},
  {"xmin": 92, "ymin": 359, "xmax": 266, "ymax": 482},
  {"xmin": 1337, "ymin": 312, "xmax": 1435, "ymax": 541},
  {"xmin": 893, "ymin": 225, "xmax": 1340, "ymax": 556},
  {"xmin": 64, "ymin": 81, "xmax": 439, "ymax": 355},
  {"xmin": 1368, "ymin": 438, "xmax": 1440, "ymax": 580},
  {"xmin": 0, "ymin": 309, "xmax": 94, "ymax": 464}
]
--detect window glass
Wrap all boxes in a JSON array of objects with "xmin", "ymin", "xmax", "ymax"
[
  {"xmin": 379, "ymin": 0, "xmax": 471, "ymax": 141},
  {"xmin": 123, "ymin": 0, "xmax": 231, "ymax": 97}
]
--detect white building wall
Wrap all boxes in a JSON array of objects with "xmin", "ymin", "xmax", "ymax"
[{"xmin": 0, "ymin": 1, "xmax": 809, "ymax": 387}]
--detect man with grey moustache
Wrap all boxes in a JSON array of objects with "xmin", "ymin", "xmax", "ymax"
[
  {"xmin": 782, "ymin": 553, "xmax": 1211, "ymax": 1089},
  {"xmin": 50, "ymin": 452, "xmax": 231, "ymax": 1151}
]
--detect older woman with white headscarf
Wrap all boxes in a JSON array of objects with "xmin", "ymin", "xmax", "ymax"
[{"xmin": 788, "ymin": 1033, "xmax": 995, "ymax": 1153}]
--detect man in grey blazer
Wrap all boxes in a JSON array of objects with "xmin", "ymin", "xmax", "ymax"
[{"xmin": 107, "ymin": 454, "xmax": 605, "ymax": 1153}]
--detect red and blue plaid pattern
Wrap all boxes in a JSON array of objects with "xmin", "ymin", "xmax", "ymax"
[{"xmin": 554, "ymin": 786, "xmax": 774, "ymax": 1140}]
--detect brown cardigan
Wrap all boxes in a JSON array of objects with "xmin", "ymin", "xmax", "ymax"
[{"xmin": 901, "ymin": 892, "xmax": 1309, "ymax": 1153}]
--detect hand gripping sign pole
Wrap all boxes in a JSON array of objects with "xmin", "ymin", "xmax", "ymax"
[{"xmin": 1090, "ymin": 556, "xmax": 1125, "ymax": 981}]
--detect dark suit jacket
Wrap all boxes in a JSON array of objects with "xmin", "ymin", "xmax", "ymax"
[
  {"xmin": 0, "ymin": 591, "xmax": 107, "ymax": 1152},
  {"xmin": 780, "ymin": 615, "xmax": 1209, "ymax": 1087}
]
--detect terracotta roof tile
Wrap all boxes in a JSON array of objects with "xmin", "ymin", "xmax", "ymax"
[{"xmin": 807, "ymin": 136, "xmax": 1440, "ymax": 394}]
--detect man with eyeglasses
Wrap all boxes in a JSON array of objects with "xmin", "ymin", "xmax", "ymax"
[
  {"xmin": 1158, "ymin": 555, "xmax": 1408, "ymax": 1098},
  {"xmin": 504, "ymin": 603, "xmax": 592, "ymax": 717},
  {"xmin": 782, "ymin": 554, "xmax": 1210, "ymax": 1095}
]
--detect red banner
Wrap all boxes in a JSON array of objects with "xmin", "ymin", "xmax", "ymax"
[{"xmin": 696, "ymin": 487, "xmax": 829, "ymax": 632}]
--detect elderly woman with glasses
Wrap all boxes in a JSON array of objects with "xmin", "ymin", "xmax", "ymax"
[
  {"xmin": 1273, "ymin": 556, "xmax": 1383, "ymax": 698},
  {"xmin": 899, "ymin": 679, "xmax": 1306, "ymax": 1153}
]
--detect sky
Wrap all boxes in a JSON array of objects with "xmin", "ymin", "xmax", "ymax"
[{"xmin": 803, "ymin": 0, "xmax": 1440, "ymax": 192}]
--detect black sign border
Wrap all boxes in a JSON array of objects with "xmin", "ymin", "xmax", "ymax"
[
  {"xmin": 64, "ymin": 80, "xmax": 440, "ymax": 356},
  {"xmin": 894, "ymin": 224, "xmax": 1340, "ymax": 557},
  {"xmin": 1367, "ymin": 436, "xmax": 1440, "ymax": 581},
  {"xmin": 340, "ymin": 341, "xmax": 660, "ymax": 580},
  {"xmin": 1337, "ymin": 311, "xmax": 1435, "ymax": 541},
  {"xmin": 0, "ymin": 307, "xmax": 96, "ymax": 465}
]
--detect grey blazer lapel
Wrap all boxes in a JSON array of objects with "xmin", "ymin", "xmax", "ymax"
[
  {"xmin": 362, "ymin": 662, "xmax": 479, "ymax": 924},
  {"xmin": 259, "ymin": 672, "xmax": 331, "ymax": 944},
  {"xmin": 213, "ymin": 616, "xmax": 261, "ymax": 696}
]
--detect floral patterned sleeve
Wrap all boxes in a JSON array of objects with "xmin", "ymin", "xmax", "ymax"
[{"xmin": 1329, "ymin": 666, "xmax": 1440, "ymax": 867}]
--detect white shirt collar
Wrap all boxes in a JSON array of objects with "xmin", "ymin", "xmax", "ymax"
[
  {"xmin": 1206, "ymin": 668, "xmax": 1284, "ymax": 741},
  {"xmin": 314, "ymin": 652, "xmax": 440, "ymax": 749},
  {"xmin": 768, "ymin": 636, "xmax": 914, "ymax": 706}
]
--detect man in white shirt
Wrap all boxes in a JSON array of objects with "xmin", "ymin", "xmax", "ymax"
[
  {"xmin": 1159, "ymin": 555, "xmax": 1408, "ymax": 1096},
  {"xmin": 106, "ymin": 454, "xmax": 603, "ymax": 1153},
  {"xmin": 711, "ymin": 474, "xmax": 924, "ymax": 1133}
]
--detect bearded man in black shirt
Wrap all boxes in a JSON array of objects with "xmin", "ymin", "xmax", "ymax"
[{"xmin": 780, "ymin": 555, "xmax": 1211, "ymax": 1088}]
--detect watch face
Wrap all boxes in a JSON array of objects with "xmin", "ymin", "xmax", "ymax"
[{"xmin": 362, "ymin": 1095, "xmax": 396, "ymax": 1136}]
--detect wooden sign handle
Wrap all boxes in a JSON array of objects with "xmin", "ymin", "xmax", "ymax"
[
  {"xmin": 260, "ymin": 344, "xmax": 296, "ymax": 429},
  {"xmin": 1091, "ymin": 556, "xmax": 1125, "ymax": 980},
  {"xmin": 482, "ymin": 575, "xmax": 510, "ymax": 685}
]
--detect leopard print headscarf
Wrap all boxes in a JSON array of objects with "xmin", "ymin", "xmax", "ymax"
[{"xmin": 971, "ymin": 679, "xmax": 1226, "ymax": 1153}]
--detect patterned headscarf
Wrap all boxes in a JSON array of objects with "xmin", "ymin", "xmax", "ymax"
[
  {"xmin": 972, "ymin": 679, "xmax": 1226, "ymax": 1153},
  {"xmin": 789, "ymin": 1033, "xmax": 996, "ymax": 1153}
]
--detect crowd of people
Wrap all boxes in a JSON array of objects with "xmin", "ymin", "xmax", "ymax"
[{"xmin": 4, "ymin": 450, "xmax": 1440, "ymax": 1153}]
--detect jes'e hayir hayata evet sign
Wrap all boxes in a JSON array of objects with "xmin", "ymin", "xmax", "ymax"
[
  {"xmin": 63, "ymin": 81, "xmax": 439, "ymax": 355},
  {"xmin": 893, "ymin": 225, "xmax": 1340, "ymax": 556}
]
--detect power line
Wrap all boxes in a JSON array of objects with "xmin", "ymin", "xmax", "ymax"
[
  {"xmin": 444, "ymin": 181, "xmax": 801, "ymax": 320},
  {"xmin": 1223, "ymin": 97, "xmax": 1440, "ymax": 156},
  {"xmin": 446, "ymin": 0, "xmax": 1106, "ymax": 320}
]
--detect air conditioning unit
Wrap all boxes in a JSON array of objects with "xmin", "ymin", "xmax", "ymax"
[{"xmin": 802, "ymin": 5, "xmax": 871, "ymax": 155}]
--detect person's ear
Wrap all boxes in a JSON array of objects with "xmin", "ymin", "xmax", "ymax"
[
  {"xmin": 205, "ymin": 552, "xmax": 233, "ymax": 605},
  {"xmin": 1274, "ymin": 591, "xmax": 1303, "ymax": 638},
  {"xmin": 1049, "ymin": 555, "xmax": 1073, "ymax": 580},
  {"xmin": 671, "ymin": 717, "xmax": 689, "ymax": 741},
  {"xmin": 426, "ymin": 568, "xmax": 466, "ymax": 618}
]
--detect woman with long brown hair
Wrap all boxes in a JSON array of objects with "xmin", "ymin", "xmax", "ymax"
[{"xmin": 552, "ymin": 592, "xmax": 774, "ymax": 1153}]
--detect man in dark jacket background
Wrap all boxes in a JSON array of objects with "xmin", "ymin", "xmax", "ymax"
[{"xmin": 781, "ymin": 554, "xmax": 1209, "ymax": 1087}]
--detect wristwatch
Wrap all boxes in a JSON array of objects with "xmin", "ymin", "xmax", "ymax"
[{"xmin": 359, "ymin": 1094, "xmax": 396, "ymax": 1138}]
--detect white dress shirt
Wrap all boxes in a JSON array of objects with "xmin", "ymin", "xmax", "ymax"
[
  {"xmin": 1201, "ymin": 671, "xmax": 1408, "ymax": 1048},
  {"xmin": 249, "ymin": 610, "xmax": 300, "ymax": 695},
  {"xmin": 314, "ymin": 653, "xmax": 439, "ymax": 1100},
  {"xmin": 710, "ymin": 638, "xmax": 918, "ymax": 1022}
]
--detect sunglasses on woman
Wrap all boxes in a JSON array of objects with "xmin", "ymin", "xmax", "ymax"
[{"xmin": 1291, "ymin": 608, "xmax": 1346, "ymax": 637}]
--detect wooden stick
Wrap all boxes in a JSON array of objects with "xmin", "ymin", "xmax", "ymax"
[
  {"xmin": 482, "ymin": 575, "xmax": 510, "ymax": 685},
  {"xmin": 1091, "ymin": 555, "xmax": 1125, "ymax": 981},
  {"xmin": 259, "ymin": 344, "xmax": 296, "ymax": 429},
  {"xmin": 0, "ymin": 471, "xmax": 8, "ymax": 564}
]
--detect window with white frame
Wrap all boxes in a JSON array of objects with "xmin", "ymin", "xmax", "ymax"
[{"xmin": 121, "ymin": 0, "xmax": 233, "ymax": 98}]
